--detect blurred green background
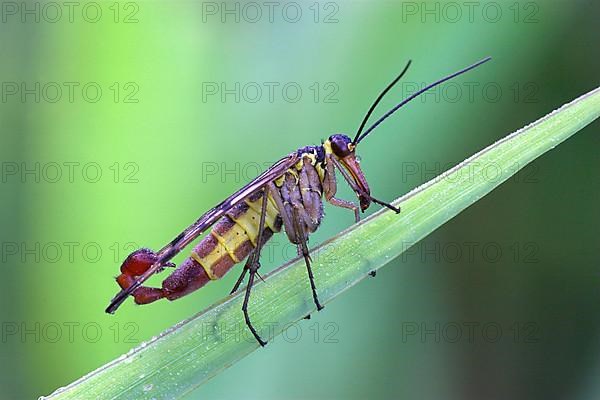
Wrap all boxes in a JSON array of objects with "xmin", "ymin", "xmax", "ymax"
[{"xmin": 1, "ymin": 0, "xmax": 599, "ymax": 399}]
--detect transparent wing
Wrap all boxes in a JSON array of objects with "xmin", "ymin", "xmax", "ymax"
[{"xmin": 106, "ymin": 152, "xmax": 299, "ymax": 313}]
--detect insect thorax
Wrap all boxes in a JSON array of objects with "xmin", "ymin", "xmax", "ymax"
[{"xmin": 296, "ymin": 145, "xmax": 326, "ymax": 165}]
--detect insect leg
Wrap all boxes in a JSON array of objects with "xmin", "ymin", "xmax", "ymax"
[
  {"xmin": 331, "ymin": 156, "xmax": 400, "ymax": 214},
  {"xmin": 323, "ymin": 158, "xmax": 360, "ymax": 222},
  {"xmin": 369, "ymin": 197, "xmax": 400, "ymax": 213},
  {"xmin": 291, "ymin": 207, "xmax": 324, "ymax": 311},
  {"xmin": 106, "ymin": 154, "xmax": 301, "ymax": 314},
  {"xmin": 230, "ymin": 187, "xmax": 270, "ymax": 295},
  {"xmin": 230, "ymin": 263, "xmax": 248, "ymax": 295},
  {"xmin": 326, "ymin": 195, "xmax": 360, "ymax": 223},
  {"xmin": 268, "ymin": 179, "xmax": 323, "ymax": 310},
  {"xmin": 298, "ymin": 157, "xmax": 324, "ymax": 230},
  {"xmin": 267, "ymin": 181, "xmax": 298, "ymax": 244},
  {"xmin": 240, "ymin": 187, "xmax": 270, "ymax": 346}
]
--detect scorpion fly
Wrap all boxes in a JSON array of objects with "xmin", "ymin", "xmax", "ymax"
[{"xmin": 106, "ymin": 57, "xmax": 492, "ymax": 346}]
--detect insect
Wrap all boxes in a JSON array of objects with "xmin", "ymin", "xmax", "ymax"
[{"xmin": 106, "ymin": 57, "xmax": 491, "ymax": 346}]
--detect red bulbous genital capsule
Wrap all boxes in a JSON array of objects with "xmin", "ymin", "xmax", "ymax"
[
  {"xmin": 116, "ymin": 248, "xmax": 159, "ymax": 290},
  {"xmin": 120, "ymin": 248, "xmax": 159, "ymax": 275}
]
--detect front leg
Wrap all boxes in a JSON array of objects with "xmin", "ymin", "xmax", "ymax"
[
  {"xmin": 323, "ymin": 158, "xmax": 360, "ymax": 222},
  {"xmin": 329, "ymin": 155, "xmax": 401, "ymax": 215},
  {"xmin": 326, "ymin": 196, "xmax": 360, "ymax": 223}
]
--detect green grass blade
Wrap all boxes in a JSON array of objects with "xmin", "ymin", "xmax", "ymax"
[{"xmin": 43, "ymin": 86, "xmax": 600, "ymax": 400}]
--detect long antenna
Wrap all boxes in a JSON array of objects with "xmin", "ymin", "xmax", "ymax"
[
  {"xmin": 355, "ymin": 56, "xmax": 492, "ymax": 144},
  {"xmin": 352, "ymin": 60, "xmax": 412, "ymax": 144}
]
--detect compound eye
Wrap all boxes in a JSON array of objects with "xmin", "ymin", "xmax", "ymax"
[{"xmin": 329, "ymin": 134, "xmax": 352, "ymax": 157}]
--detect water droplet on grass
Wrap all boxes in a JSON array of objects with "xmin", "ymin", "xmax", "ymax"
[{"xmin": 143, "ymin": 383, "xmax": 154, "ymax": 392}]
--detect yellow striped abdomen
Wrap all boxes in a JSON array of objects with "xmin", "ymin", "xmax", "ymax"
[
  {"xmin": 160, "ymin": 157, "xmax": 324, "ymax": 301},
  {"xmin": 189, "ymin": 190, "xmax": 282, "ymax": 280}
]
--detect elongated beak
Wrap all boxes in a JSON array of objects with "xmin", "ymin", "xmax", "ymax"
[{"xmin": 340, "ymin": 155, "xmax": 372, "ymax": 211}]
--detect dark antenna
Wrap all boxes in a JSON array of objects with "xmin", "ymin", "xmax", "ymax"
[
  {"xmin": 355, "ymin": 56, "xmax": 492, "ymax": 145},
  {"xmin": 352, "ymin": 60, "xmax": 412, "ymax": 145}
]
